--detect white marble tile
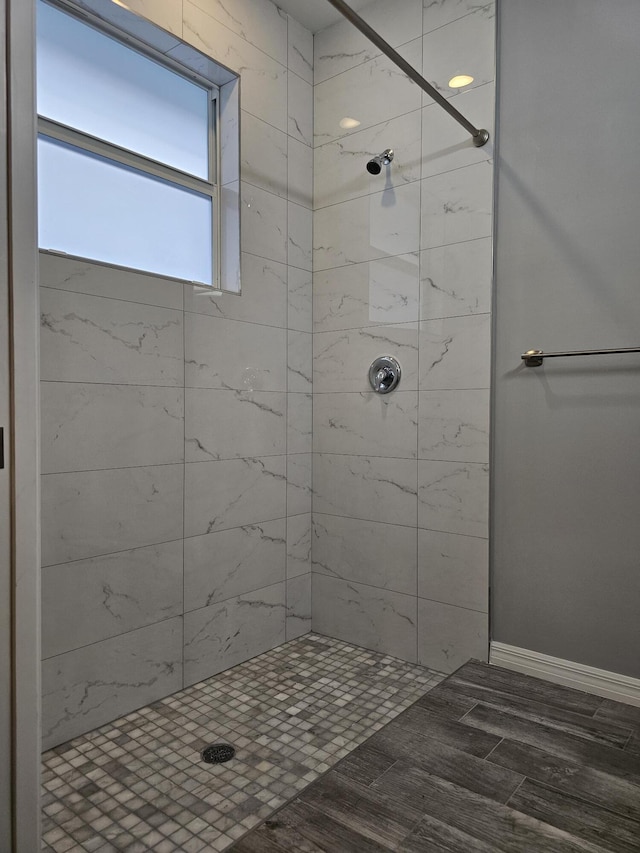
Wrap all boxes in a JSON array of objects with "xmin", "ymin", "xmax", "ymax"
[
  {"xmin": 314, "ymin": 40, "xmax": 422, "ymax": 146},
  {"xmin": 313, "ymin": 391, "xmax": 418, "ymax": 458},
  {"xmin": 40, "ymin": 288, "xmax": 183, "ymax": 386},
  {"xmin": 189, "ymin": 0, "xmax": 288, "ymax": 66},
  {"xmin": 418, "ymin": 598, "xmax": 488, "ymax": 672},
  {"xmin": 185, "ymin": 388, "xmax": 286, "ymax": 461},
  {"xmin": 312, "ymin": 513, "xmax": 417, "ymax": 596},
  {"xmin": 313, "ymin": 324, "xmax": 418, "ymax": 394},
  {"xmin": 312, "ymin": 575, "xmax": 417, "ymax": 662},
  {"xmin": 241, "ymin": 111, "xmax": 288, "ymax": 198},
  {"xmin": 287, "ymin": 453, "xmax": 312, "ymax": 515},
  {"xmin": 314, "ymin": 111, "xmax": 422, "ymax": 210},
  {"xmin": 42, "ymin": 617, "xmax": 183, "ymax": 749},
  {"xmin": 313, "ymin": 254, "xmax": 420, "ymax": 332},
  {"xmin": 241, "ymin": 183, "xmax": 288, "ymax": 264},
  {"xmin": 418, "ymin": 389, "xmax": 489, "ymax": 462},
  {"xmin": 313, "ymin": 454, "xmax": 417, "ymax": 525},
  {"xmin": 420, "ymin": 237, "xmax": 492, "ymax": 320},
  {"xmin": 183, "ymin": 1, "xmax": 288, "ymax": 131},
  {"xmin": 287, "ymin": 330, "xmax": 312, "ymax": 392},
  {"xmin": 286, "ymin": 512, "xmax": 311, "ymax": 579},
  {"xmin": 422, "ymin": 83, "xmax": 495, "ymax": 178},
  {"xmin": 423, "ymin": 0, "xmax": 494, "ymax": 34},
  {"xmin": 314, "ymin": 182, "xmax": 421, "ymax": 271},
  {"xmin": 314, "ymin": 0, "xmax": 423, "ymax": 84},
  {"xmin": 74, "ymin": 0, "xmax": 183, "ymax": 50},
  {"xmin": 184, "ymin": 519, "xmax": 286, "ymax": 612},
  {"xmin": 39, "ymin": 253, "xmax": 183, "ymax": 311},
  {"xmin": 41, "ymin": 541, "xmax": 183, "ymax": 659},
  {"xmin": 418, "ymin": 529, "xmax": 488, "ymax": 611},
  {"xmin": 288, "ymin": 71, "xmax": 313, "ymax": 147},
  {"xmin": 287, "ymin": 392, "xmax": 312, "ymax": 454},
  {"xmin": 185, "ymin": 253, "xmax": 287, "ymax": 328},
  {"xmin": 118, "ymin": 0, "xmax": 182, "ymax": 36},
  {"xmin": 422, "ymin": 5, "xmax": 495, "ymax": 101},
  {"xmin": 41, "ymin": 464, "xmax": 184, "ymax": 566},
  {"xmin": 419, "ymin": 313, "xmax": 491, "ymax": 389},
  {"xmin": 288, "ymin": 202, "xmax": 313, "ymax": 271},
  {"xmin": 41, "ymin": 383, "xmax": 184, "ymax": 474},
  {"xmin": 220, "ymin": 78, "xmax": 241, "ymax": 186},
  {"xmin": 183, "ymin": 583, "xmax": 286, "ymax": 686},
  {"xmin": 184, "ymin": 456, "xmax": 286, "ymax": 537},
  {"xmin": 288, "ymin": 266, "xmax": 312, "ymax": 333},
  {"xmin": 421, "ymin": 161, "xmax": 493, "ymax": 249},
  {"xmin": 221, "ymin": 181, "xmax": 242, "ymax": 293},
  {"xmin": 288, "ymin": 15, "xmax": 313, "ymax": 83},
  {"xmin": 287, "ymin": 137, "xmax": 313, "ymax": 209},
  {"xmin": 418, "ymin": 459, "xmax": 489, "ymax": 537},
  {"xmin": 286, "ymin": 573, "xmax": 311, "ymax": 640},
  {"xmin": 185, "ymin": 312, "xmax": 287, "ymax": 391}
]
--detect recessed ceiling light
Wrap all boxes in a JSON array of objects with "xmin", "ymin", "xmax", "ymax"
[
  {"xmin": 339, "ymin": 117, "xmax": 361, "ymax": 129},
  {"xmin": 448, "ymin": 74, "xmax": 474, "ymax": 88}
]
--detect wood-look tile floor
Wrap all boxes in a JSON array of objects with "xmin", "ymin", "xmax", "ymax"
[{"xmin": 232, "ymin": 660, "xmax": 640, "ymax": 852}]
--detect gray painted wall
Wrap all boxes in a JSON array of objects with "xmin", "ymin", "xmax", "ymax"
[{"xmin": 492, "ymin": 0, "xmax": 640, "ymax": 678}]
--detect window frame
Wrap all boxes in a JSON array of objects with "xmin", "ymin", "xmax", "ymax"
[{"xmin": 37, "ymin": 0, "xmax": 222, "ymax": 289}]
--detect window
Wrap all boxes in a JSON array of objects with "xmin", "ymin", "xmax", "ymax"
[{"xmin": 36, "ymin": 0, "xmax": 220, "ymax": 287}]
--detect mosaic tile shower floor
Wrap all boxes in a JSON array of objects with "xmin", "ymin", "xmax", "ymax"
[{"xmin": 41, "ymin": 634, "xmax": 444, "ymax": 852}]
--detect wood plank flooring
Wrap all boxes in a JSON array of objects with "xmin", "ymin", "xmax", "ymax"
[{"xmin": 231, "ymin": 659, "xmax": 640, "ymax": 852}]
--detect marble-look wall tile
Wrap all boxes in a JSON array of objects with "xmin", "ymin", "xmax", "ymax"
[
  {"xmin": 42, "ymin": 465, "xmax": 184, "ymax": 566},
  {"xmin": 185, "ymin": 389, "xmax": 286, "ymax": 461},
  {"xmin": 419, "ymin": 314, "xmax": 491, "ymax": 390},
  {"xmin": 40, "ymin": 288, "xmax": 183, "ymax": 386},
  {"xmin": 313, "ymin": 391, "xmax": 418, "ymax": 459},
  {"xmin": 420, "ymin": 237, "xmax": 492, "ymax": 320},
  {"xmin": 189, "ymin": 0, "xmax": 287, "ymax": 66},
  {"xmin": 314, "ymin": 454, "xmax": 417, "ymax": 525},
  {"xmin": 421, "ymin": 161, "xmax": 493, "ymax": 249},
  {"xmin": 313, "ymin": 513, "xmax": 417, "ymax": 595},
  {"xmin": 288, "ymin": 267, "xmax": 312, "ymax": 333},
  {"xmin": 288, "ymin": 137, "xmax": 313, "ymax": 209},
  {"xmin": 314, "ymin": 182, "xmax": 421, "ymax": 271},
  {"xmin": 183, "ymin": 583, "xmax": 286, "ymax": 686},
  {"xmin": 418, "ymin": 459, "xmax": 489, "ymax": 537},
  {"xmin": 41, "ymin": 541, "xmax": 183, "ymax": 659},
  {"xmin": 287, "ymin": 330, "xmax": 312, "ymax": 392},
  {"xmin": 314, "ymin": 324, "xmax": 418, "ymax": 394},
  {"xmin": 41, "ymin": 383, "xmax": 184, "ymax": 474},
  {"xmin": 314, "ymin": 111, "xmax": 422, "ymax": 210},
  {"xmin": 241, "ymin": 111, "xmax": 288, "ymax": 198},
  {"xmin": 42, "ymin": 618, "xmax": 183, "ymax": 749},
  {"xmin": 418, "ymin": 598, "xmax": 488, "ymax": 672},
  {"xmin": 418, "ymin": 528, "xmax": 488, "ymax": 612},
  {"xmin": 39, "ymin": 253, "xmax": 183, "ymax": 311},
  {"xmin": 418, "ymin": 389, "xmax": 489, "ymax": 462},
  {"xmin": 313, "ymin": 255, "xmax": 419, "ymax": 332},
  {"xmin": 287, "ymin": 513, "xmax": 311, "ymax": 579},
  {"xmin": 313, "ymin": 574, "xmax": 417, "ymax": 662},
  {"xmin": 184, "ymin": 519, "xmax": 286, "ymax": 612},
  {"xmin": 288, "ymin": 16, "xmax": 313, "ymax": 84},
  {"xmin": 183, "ymin": 1, "xmax": 287, "ymax": 132},
  {"xmin": 184, "ymin": 456, "xmax": 286, "ymax": 537},
  {"xmin": 288, "ymin": 71, "xmax": 313, "ymax": 147},
  {"xmin": 287, "ymin": 453, "xmax": 312, "ymax": 516},
  {"xmin": 241, "ymin": 183, "xmax": 288, "ymax": 264},
  {"xmin": 184, "ymin": 254, "xmax": 287, "ymax": 329},
  {"xmin": 314, "ymin": 40, "xmax": 422, "ymax": 146},
  {"xmin": 74, "ymin": 0, "xmax": 183, "ymax": 48},
  {"xmin": 185, "ymin": 313, "xmax": 287, "ymax": 391},
  {"xmin": 288, "ymin": 202, "xmax": 313, "ymax": 271},
  {"xmin": 286, "ymin": 573, "xmax": 311, "ymax": 640},
  {"xmin": 423, "ymin": 0, "xmax": 493, "ymax": 34},
  {"xmin": 288, "ymin": 393, "xmax": 312, "ymax": 455},
  {"xmin": 314, "ymin": 0, "xmax": 422, "ymax": 84}
]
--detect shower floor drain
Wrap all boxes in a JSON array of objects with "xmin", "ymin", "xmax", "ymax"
[{"xmin": 201, "ymin": 743, "xmax": 236, "ymax": 764}]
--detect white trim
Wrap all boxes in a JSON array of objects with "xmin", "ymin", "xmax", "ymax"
[{"xmin": 490, "ymin": 642, "xmax": 640, "ymax": 708}]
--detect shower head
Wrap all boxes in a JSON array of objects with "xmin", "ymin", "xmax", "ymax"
[{"xmin": 366, "ymin": 148, "xmax": 394, "ymax": 175}]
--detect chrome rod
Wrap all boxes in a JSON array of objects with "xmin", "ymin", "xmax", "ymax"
[
  {"xmin": 324, "ymin": 0, "xmax": 490, "ymax": 147},
  {"xmin": 522, "ymin": 347, "xmax": 640, "ymax": 367}
]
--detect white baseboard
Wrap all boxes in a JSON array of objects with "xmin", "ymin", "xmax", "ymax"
[{"xmin": 489, "ymin": 642, "xmax": 640, "ymax": 707}]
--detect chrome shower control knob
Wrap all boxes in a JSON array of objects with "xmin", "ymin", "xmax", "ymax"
[{"xmin": 369, "ymin": 356, "xmax": 401, "ymax": 394}]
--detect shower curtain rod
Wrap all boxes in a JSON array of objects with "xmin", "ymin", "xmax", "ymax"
[{"xmin": 324, "ymin": 0, "xmax": 490, "ymax": 147}]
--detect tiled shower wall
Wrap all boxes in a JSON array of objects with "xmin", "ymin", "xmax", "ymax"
[
  {"xmin": 311, "ymin": 0, "xmax": 494, "ymax": 672},
  {"xmin": 40, "ymin": 0, "xmax": 313, "ymax": 749}
]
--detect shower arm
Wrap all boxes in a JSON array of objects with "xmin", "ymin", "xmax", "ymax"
[{"xmin": 324, "ymin": 0, "xmax": 490, "ymax": 147}]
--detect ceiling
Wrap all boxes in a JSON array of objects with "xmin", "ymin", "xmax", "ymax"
[{"xmin": 276, "ymin": 0, "xmax": 372, "ymax": 33}]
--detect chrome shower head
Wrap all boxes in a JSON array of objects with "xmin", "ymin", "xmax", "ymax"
[{"xmin": 366, "ymin": 148, "xmax": 394, "ymax": 175}]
